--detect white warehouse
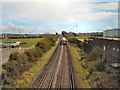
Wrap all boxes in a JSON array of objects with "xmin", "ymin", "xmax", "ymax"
[{"xmin": 103, "ymin": 29, "xmax": 120, "ymax": 38}]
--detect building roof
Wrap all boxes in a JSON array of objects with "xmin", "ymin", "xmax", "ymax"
[{"xmin": 104, "ymin": 29, "xmax": 120, "ymax": 32}]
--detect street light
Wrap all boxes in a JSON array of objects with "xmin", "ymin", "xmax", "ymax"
[
  {"xmin": 19, "ymin": 31, "xmax": 22, "ymax": 49},
  {"xmin": 30, "ymin": 32, "xmax": 31, "ymax": 38},
  {"xmin": 19, "ymin": 31, "xmax": 21, "ymax": 44}
]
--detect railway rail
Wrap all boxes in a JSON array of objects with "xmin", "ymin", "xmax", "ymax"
[{"xmin": 32, "ymin": 42, "xmax": 75, "ymax": 89}]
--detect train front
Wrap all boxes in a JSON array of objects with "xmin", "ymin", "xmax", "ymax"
[{"xmin": 62, "ymin": 37, "xmax": 67, "ymax": 45}]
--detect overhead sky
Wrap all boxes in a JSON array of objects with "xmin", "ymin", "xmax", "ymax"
[{"xmin": 0, "ymin": 0, "xmax": 119, "ymax": 34}]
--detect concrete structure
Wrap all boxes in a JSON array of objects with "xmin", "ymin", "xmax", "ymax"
[
  {"xmin": 103, "ymin": 29, "xmax": 120, "ymax": 38},
  {"xmin": 88, "ymin": 37, "xmax": 120, "ymax": 65}
]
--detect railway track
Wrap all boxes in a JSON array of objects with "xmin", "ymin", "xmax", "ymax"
[{"xmin": 32, "ymin": 43, "xmax": 75, "ymax": 89}]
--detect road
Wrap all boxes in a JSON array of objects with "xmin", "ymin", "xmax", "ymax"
[
  {"xmin": 0, "ymin": 45, "xmax": 35, "ymax": 66},
  {"xmin": 0, "ymin": 48, "xmax": 25, "ymax": 65},
  {"xmin": 32, "ymin": 44, "xmax": 75, "ymax": 88}
]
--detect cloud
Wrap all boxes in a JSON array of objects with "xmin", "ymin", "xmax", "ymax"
[
  {"xmin": 106, "ymin": 27, "xmax": 112, "ymax": 29},
  {"xmin": 37, "ymin": 27, "xmax": 61, "ymax": 34},
  {"xmin": 2, "ymin": 22, "xmax": 32, "ymax": 33},
  {"xmin": 1, "ymin": 0, "xmax": 119, "ymax": 2},
  {"xmin": 2, "ymin": 2, "xmax": 118, "ymax": 23},
  {"xmin": 83, "ymin": 2, "xmax": 118, "ymax": 10},
  {"xmin": 83, "ymin": 11, "xmax": 117, "ymax": 21},
  {"xmin": 1, "ymin": 2, "xmax": 118, "ymax": 33},
  {"xmin": 97, "ymin": 3, "xmax": 118, "ymax": 10}
]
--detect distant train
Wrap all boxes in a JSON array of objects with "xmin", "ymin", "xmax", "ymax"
[{"xmin": 61, "ymin": 37, "xmax": 67, "ymax": 45}]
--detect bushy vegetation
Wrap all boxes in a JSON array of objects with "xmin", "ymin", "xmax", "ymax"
[
  {"xmin": 87, "ymin": 46, "xmax": 106, "ymax": 71},
  {"xmin": 35, "ymin": 39, "xmax": 52, "ymax": 53},
  {"xmin": 79, "ymin": 52, "xmax": 87, "ymax": 61},
  {"xmin": 87, "ymin": 47, "xmax": 102, "ymax": 61},
  {"xmin": 95, "ymin": 60, "xmax": 105, "ymax": 71},
  {"xmin": 68, "ymin": 38, "xmax": 77, "ymax": 43},
  {"xmin": 2, "ymin": 35, "xmax": 58, "ymax": 87},
  {"xmin": 69, "ymin": 39, "xmax": 119, "ymax": 88}
]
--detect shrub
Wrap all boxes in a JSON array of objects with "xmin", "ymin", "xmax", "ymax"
[
  {"xmin": 48, "ymin": 39, "xmax": 55, "ymax": 46},
  {"xmin": 9, "ymin": 50, "xmax": 29, "ymax": 63},
  {"xmin": 81, "ymin": 63, "xmax": 88, "ymax": 69},
  {"xmin": 36, "ymin": 40, "xmax": 48, "ymax": 52},
  {"xmin": 46, "ymin": 35, "xmax": 56, "ymax": 43},
  {"xmin": 3, "ymin": 77, "xmax": 12, "ymax": 85},
  {"xmin": 95, "ymin": 60, "xmax": 105, "ymax": 71},
  {"xmin": 68, "ymin": 38, "xmax": 77, "ymax": 43},
  {"xmin": 84, "ymin": 68, "xmax": 95, "ymax": 80},
  {"xmin": 87, "ymin": 47, "xmax": 102, "ymax": 61},
  {"xmin": 35, "ymin": 39, "xmax": 53, "ymax": 52},
  {"xmin": 2, "ymin": 69, "xmax": 7, "ymax": 80},
  {"xmin": 88, "ymin": 67, "xmax": 95, "ymax": 74},
  {"xmin": 25, "ymin": 47, "xmax": 43, "ymax": 61},
  {"xmin": 85, "ymin": 74, "xmax": 90, "ymax": 80},
  {"xmin": 4, "ymin": 50, "xmax": 31, "ymax": 77},
  {"xmin": 2, "ymin": 61, "xmax": 20, "ymax": 76},
  {"xmin": 24, "ymin": 49, "xmax": 35, "ymax": 61},
  {"xmin": 9, "ymin": 50, "xmax": 20, "ymax": 61},
  {"xmin": 32, "ymin": 47, "xmax": 43, "ymax": 59}
]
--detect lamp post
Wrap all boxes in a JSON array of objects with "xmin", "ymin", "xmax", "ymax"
[
  {"xmin": 30, "ymin": 32, "xmax": 31, "ymax": 38},
  {"xmin": 19, "ymin": 31, "xmax": 21, "ymax": 44},
  {"xmin": 19, "ymin": 31, "xmax": 22, "ymax": 49}
]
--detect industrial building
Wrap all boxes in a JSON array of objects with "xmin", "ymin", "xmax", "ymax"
[{"xmin": 103, "ymin": 29, "xmax": 120, "ymax": 38}]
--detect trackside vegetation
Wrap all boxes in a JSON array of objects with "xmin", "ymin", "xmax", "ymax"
[
  {"xmin": 68, "ymin": 37, "xmax": 119, "ymax": 88},
  {"xmin": 2, "ymin": 35, "xmax": 59, "ymax": 88},
  {"xmin": 69, "ymin": 45, "xmax": 90, "ymax": 88}
]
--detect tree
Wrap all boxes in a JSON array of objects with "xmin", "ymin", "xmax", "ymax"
[{"xmin": 56, "ymin": 32, "xmax": 58, "ymax": 35}]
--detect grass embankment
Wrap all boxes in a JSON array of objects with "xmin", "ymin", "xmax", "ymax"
[
  {"xmin": 69, "ymin": 37, "xmax": 119, "ymax": 88},
  {"xmin": 2, "ymin": 38, "xmax": 42, "ymax": 48},
  {"xmin": 2, "ymin": 35, "xmax": 59, "ymax": 88},
  {"xmin": 14, "ymin": 40, "xmax": 59, "ymax": 88},
  {"xmin": 69, "ymin": 44, "xmax": 90, "ymax": 88}
]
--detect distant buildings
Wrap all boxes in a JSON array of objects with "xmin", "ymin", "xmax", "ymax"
[
  {"xmin": 103, "ymin": 29, "xmax": 120, "ymax": 38},
  {"xmin": 0, "ymin": 33, "xmax": 43, "ymax": 39},
  {"xmin": 78, "ymin": 32, "xmax": 103, "ymax": 37}
]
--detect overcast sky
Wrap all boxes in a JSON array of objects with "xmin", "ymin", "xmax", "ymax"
[{"xmin": 0, "ymin": 0, "xmax": 119, "ymax": 34}]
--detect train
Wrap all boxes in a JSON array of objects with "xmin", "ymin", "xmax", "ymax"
[{"xmin": 61, "ymin": 37, "xmax": 67, "ymax": 45}]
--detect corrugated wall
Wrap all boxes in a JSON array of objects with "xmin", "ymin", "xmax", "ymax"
[{"xmin": 103, "ymin": 29, "xmax": 120, "ymax": 37}]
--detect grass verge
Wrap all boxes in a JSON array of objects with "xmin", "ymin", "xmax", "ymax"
[
  {"xmin": 2, "ymin": 38, "xmax": 42, "ymax": 48},
  {"xmin": 69, "ymin": 44, "xmax": 90, "ymax": 88}
]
